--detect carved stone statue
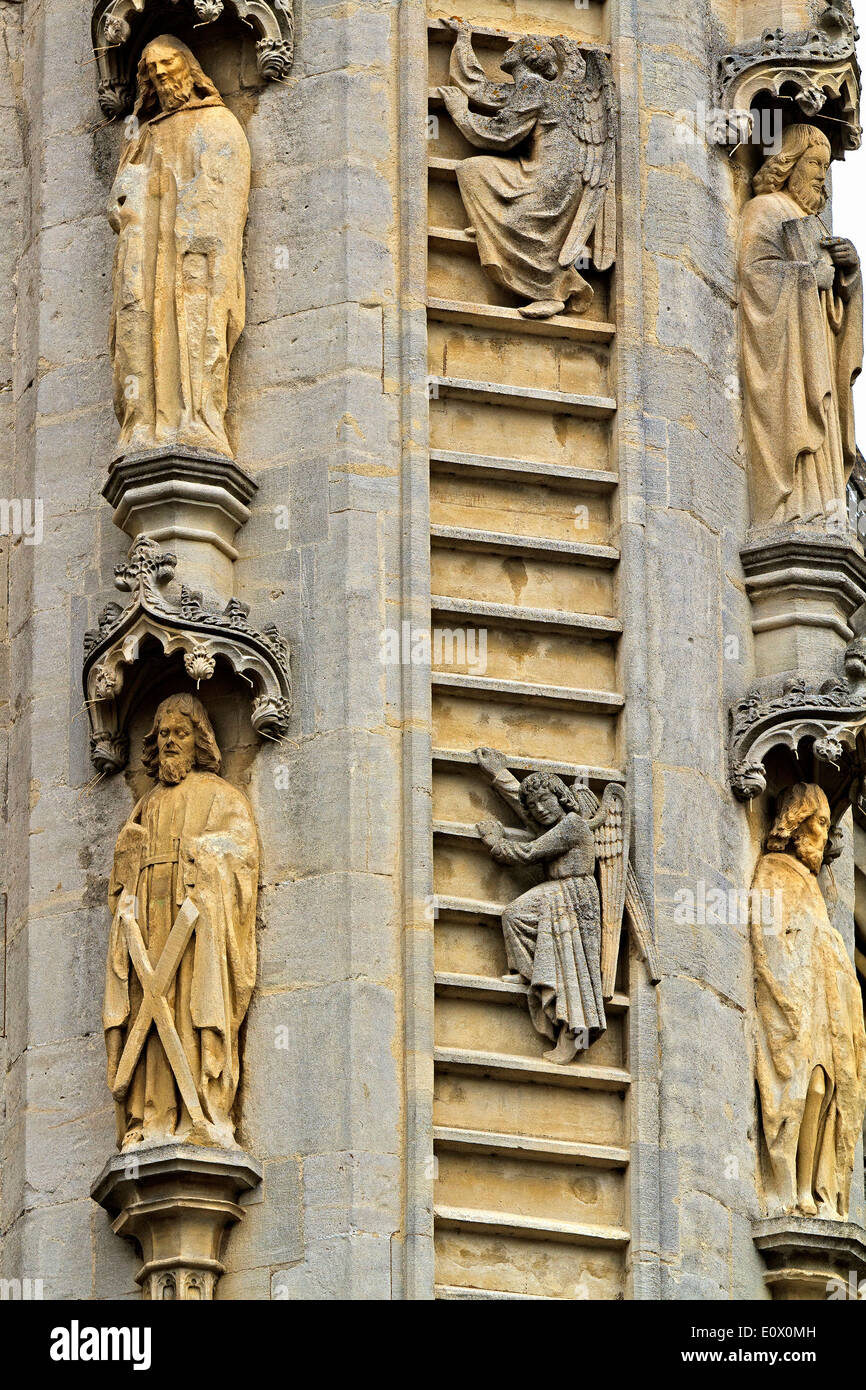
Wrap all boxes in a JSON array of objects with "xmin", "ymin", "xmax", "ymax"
[
  {"xmin": 473, "ymin": 747, "xmax": 628, "ymax": 1063},
  {"xmin": 108, "ymin": 36, "xmax": 250, "ymax": 458},
  {"xmin": 738, "ymin": 124, "xmax": 863, "ymax": 530},
  {"xmin": 104, "ymin": 693, "xmax": 259, "ymax": 1150},
  {"xmin": 437, "ymin": 21, "xmax": 616, "ymax": 319},
  {"xmin": 750, "ymin": 783, "xmax": 866, "ymax": 1219}
]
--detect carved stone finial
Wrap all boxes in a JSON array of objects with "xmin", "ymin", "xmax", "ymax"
[
  {"xmin": 183, "ymin": 644, "xmax": 216, "ymax": 683},
  {"xmin": 114, "ymin": 536, "xmax": 177, "ymax": 603},
  {"xmin": 731, "ymin": 758, "xmax": 767, "ymax": 801},
  {"xmin": 256, "ymin": 35, "xmax": 294, "ymax": 80}
]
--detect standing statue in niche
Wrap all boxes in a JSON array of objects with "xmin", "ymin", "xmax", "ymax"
[
  {"xmin": 104, "ymin": 693, "xmax": 259, "ymax": 1150},
  {"xmin": 437, "ymin": 21, "xmax": 616, "ymax": 319},
  {"xmin": 472, "ymin": 747, "xmax": 629, "ymax": 1063},
  {"xmin": 739, "ymin": 124, "xmax": 863, "ymax": 529},
  {"xmin": 108, "ymin": 35, "xmax": 250, "ymax": 458},
  {"xmin": 750, "ymin": 783, "xmax": 866, "ymax": 1219}
]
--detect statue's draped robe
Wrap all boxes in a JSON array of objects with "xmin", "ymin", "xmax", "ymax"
[
  {"xmin": 450, "ymin": 44, "xmax": 594, "ymax": 310},
  {"xmin": 105, "ymin": 771, "xmax": 258, "ymax": 1147},
  {"xmin": 750, "ymin": 852, "xmax": 866, "ymax": 1217},
  {"xmin": 738, "ymin": 191, "xmax": 863, "ymax": 527},
  {"xmin": 108, "ymin": 97, "xmax": 250, "ymax": 457},
  {"xmin": 490, "ymin": 772, "xmax": 606, "ymax": 1042}
]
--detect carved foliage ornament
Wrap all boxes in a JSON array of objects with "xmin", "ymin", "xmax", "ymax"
[
  {"xmin": 92, "ymin": 0, "xmax": 294, "ymax": 116},
  {"xmin": 728, "ymin": 676, "xmax": 866, "ymax": 801},
  {"xmin": 84, "ymin": 537, "xmax": 292, "ymax": 772}
]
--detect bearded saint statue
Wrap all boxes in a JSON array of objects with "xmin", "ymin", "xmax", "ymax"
[
  {"xmin": 750, "ymin": 783, "xmax": 866, "ymax": 1220},
  {"xmin": 104, "ymin": 693, "xmax": 259, "ymax": 1150},
  {"xmin": 108, "ymin": 36, "xmax": 250, "ymax": 458},
  {"xmin": 738, "ymin": 124, "xmax": 863, "ymax": 530}
]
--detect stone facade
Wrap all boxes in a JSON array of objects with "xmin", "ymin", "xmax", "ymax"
[{"xmin": 0, "ymin": 0, "xmax": 863, "ymax": 1302}]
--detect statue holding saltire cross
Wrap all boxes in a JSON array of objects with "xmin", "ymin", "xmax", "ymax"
[{"xmin": 104, "ymin": 693, "xmax": 259, "ymax": 1151}]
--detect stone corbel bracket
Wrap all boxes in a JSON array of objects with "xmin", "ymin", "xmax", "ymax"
[
  {"xmin": 728, "ymin": 675, "xmax": 866, "ymax": 806},
  {"xmin": 91, "ymin": 0, "xmax": 294, "ymax": 115},
  {"xmin": 83, "ymin": 536, "xmax": 291, "ymax": 773},
  {"xmin": 715, "ymin": 2, "xmax": 861, "ymax": 156}
]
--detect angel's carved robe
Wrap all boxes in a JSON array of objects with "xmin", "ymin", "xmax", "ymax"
[
  {"xmin": 108, "ymin": 63, "xmax": 250, "ymax": 457},
  {"xmin": 739, "ymin": 191, "xmax": 862, "ymax": 527},
  {"xmin": 441, "ymin": 30, "xmax": 614, "ymax": 314},
  {"xmin": 105, "ymin": 770, "xmax": 258, "ymax": 1149},
  {"xmin": 485, "ymin": 768, "xmax": 606, "ymax": 1049}
]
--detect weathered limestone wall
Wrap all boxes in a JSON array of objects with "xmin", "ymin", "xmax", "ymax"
[
  {"xmin": 0, "ymin": 0, "xmax": 434, "ymax": 1300},
  {"xmin": 615, "ymin": 0, "xmax": 767, "ymax": 1300}
]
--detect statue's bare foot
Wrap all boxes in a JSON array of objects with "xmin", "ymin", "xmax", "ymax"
[
  {"xmin": 543, "ymin": 1030, "xmax": 579, "ymax": 1065},
  {"xmin": 464, "ymin": 226, "xmax": 477, "ymax": 240},
  {"xmin": 501, "ymin": 972, "xmax": 523, "ymax": 984},
  {"xmin": 797, "ymin": 1192, "xmax": 818, "ymax": 1217},
  {"xmin": 519, "ymin": 300, "xmax": 566, "ymax": 320},
  {"xmin": 121, "ymin": 1127, "xmax": 143, "ymax": 1151}
]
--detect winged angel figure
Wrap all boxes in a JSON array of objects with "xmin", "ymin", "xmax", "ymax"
[
  {"xmin": 474, "ymin": 747, "xmax": 659, "ymax": 1063},
  {"xmin": 437, "ymin": 21, "xmax": 616, "ymax": 319}
]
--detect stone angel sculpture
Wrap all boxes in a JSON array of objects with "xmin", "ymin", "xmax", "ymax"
[
  {"xmin": 473, "ymin": 747, "xmax": 659, "ymax": 1063},
  {"xmin": 437, "ymin": 20, "xmax": 617, "ymax": 319}
]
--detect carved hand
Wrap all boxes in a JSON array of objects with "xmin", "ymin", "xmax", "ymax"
[
  {"xmin": 474, "ymin": 745, "xmax": 507, "ymax": 779},
  {"xmin": 477, "ymin": 817, "xmax": 504, "ymax": 846},
  {"xmin": 815, "ymin": 258, "xmax": 837, "ymax": 291},
  {"xmin": 440, "ymin": 17, "xmax": 473, "ymax": 37},
  {"xmin": 438, "ymin": 85, "xmax": 470, "ymax": 117},
  {"xmin": 822, "ymin": 236, "xmax": 859, "ymax": 271}
]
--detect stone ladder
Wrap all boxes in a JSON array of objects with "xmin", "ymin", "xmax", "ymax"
[{"xmin": 426, "ymin": 16, "xmax": 630, "ymax": 1301}]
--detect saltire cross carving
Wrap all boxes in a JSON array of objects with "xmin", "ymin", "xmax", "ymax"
[{"xmin": 110, "ymin": 891, "xmax": 206, "ymax": 1128}]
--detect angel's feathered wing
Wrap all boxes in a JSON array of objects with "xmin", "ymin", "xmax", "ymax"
[
  {"xmin": 590, "ymin": 782, "xmax": 628, "ymax": 997},
  {"xmin": 624, "ymin": 868, "xmax": 661, "ymax": 984},
  {"xmin": 550, "ymin": 42, "xmax": 617, "ymax": 271}
]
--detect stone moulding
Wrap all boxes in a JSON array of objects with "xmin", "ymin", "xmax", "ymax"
[
  {"xmin": 91, "ymin": 0, "xmax": 295, "ymax": 115},
  {"xmin": 91, "ymin": 1143, "xmax": 262, "ymax": 1300},
  {"xmin": 753, "ymin": 1216, "xmax": 866, "ymax": 1300},
  {"xmin": 715, "ymin": 2, "xmax": 861, "ymax": 156},
  {"xmin": 103, "ymin": 447, "xmax": 258, "ymax": 601},
  {"xmin": 83, "ymin": 536, "xmax": 292, "ymax": 773},
  {"xmin": 730, "ymin": 534, "xmax": 866, "ymax": 806}
]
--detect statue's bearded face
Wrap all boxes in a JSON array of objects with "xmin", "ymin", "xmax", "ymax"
[
  {"xmin": 787, "ymin": 145, "xmax": 830, "ymax": 215},
  {"xmin": 144, "ymin": 43, "xmax": 194, "ymax": 113},
  {"xmin": 791, "ymin": 808, "xmax": 830, "ymax": 874},
  {"xmin": 157, "ymin": 712, "xmax": 197, "ymax": 784}
]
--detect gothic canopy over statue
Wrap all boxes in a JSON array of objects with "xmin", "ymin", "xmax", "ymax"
[{"xmin": 91, "ymin": 0, "xmax": 295, "ymax": 115}]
